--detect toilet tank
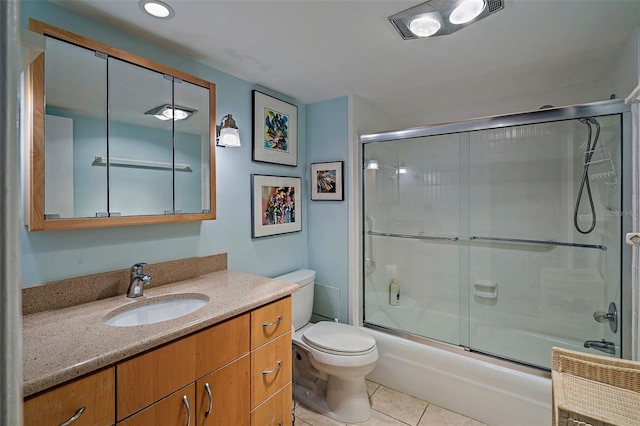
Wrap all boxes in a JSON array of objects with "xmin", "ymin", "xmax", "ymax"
[{"xmin": 274, "ymin": 269, "xmax": 315, "ymax": 330}]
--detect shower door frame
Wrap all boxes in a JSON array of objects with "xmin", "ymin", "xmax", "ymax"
[{"xmin": 360, "ymin": 99, "xmax": 633, "ymax": 363}]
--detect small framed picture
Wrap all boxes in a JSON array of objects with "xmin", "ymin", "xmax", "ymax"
[
  {"xmin": 310, "ymin": 161, "xmax": 344, "ymax": 201},
  {"xmin": 251, "ymin": 174, "xmax": 302, "ymax": 238},
  {"xmin": 252, "ymin": 90, "xmax": 298, "ymax": 167}
]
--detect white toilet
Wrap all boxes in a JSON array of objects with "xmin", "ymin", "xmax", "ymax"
[{"xmin": 275, "ymin": 269, "xmax": 378, "ymax": 423}]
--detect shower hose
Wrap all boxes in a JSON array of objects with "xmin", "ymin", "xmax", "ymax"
[{"xmin": 573, "ymin": 117, "xmax": 601, "ymax": 234}]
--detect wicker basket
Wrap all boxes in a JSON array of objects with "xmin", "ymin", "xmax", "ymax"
[{"xmin": 551, "ymin": 346, "xmax": 640, "ymax": 426}]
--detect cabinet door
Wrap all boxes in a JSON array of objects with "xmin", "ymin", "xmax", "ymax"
[
  {"xmin": 251, "ymin": 332, "xmax": 292, "ymax": 409},
  {"xmin": 117, "ymin": 384, "xmax": 195, "ymax": 426},
  {"xmin": 250, "ymin": 297, "xmax": 291, "ymax": 349},
  {"xmin": 251, "ymin": 383, "xmax": 292, "ymax": 426},
  {"xmin": 196, "ymin": 313, "xmax": 249, "ymax": 378},
  {"xmin": 24, "ymin": 368, "xmax": 114, "ymax": 426},
  {"xmin": 117, "ymin": 334, "xmax": 196, "ymax": 420},
  {"xmin": 196, "ymin": 355, "xmax": 250, "ymax": 426}
]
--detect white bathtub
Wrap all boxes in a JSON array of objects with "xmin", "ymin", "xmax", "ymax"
[{"xmin": 364, "ymin": 327, "xmax": 552, "ymax": 426}]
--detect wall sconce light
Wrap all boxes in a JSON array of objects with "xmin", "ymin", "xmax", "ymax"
[
  {"xmin": 366, "ymin": 160, "xmax": 379, "ymax": 170},
  {"xmin": 216, "ymin": 114, "xmax": 241, "ymax": 147},
  {"xmin": 145, "ymin": 104, "xmax": 197, "ymax": 121},
  {"xmin": 398, "ymin": 161, "xmax": 407, "ymax": 174}
]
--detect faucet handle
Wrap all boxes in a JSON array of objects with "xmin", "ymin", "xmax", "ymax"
[{"xmin": 131, "ymin": 262, "xmax": 147, "ymax": 275}]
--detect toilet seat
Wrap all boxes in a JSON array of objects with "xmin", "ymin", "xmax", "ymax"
[{"xmin": 302, "ymin": 322, "xmax": 376, "ymax": 355}]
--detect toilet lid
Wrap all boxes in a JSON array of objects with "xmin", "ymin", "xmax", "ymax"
[{"xmin": 302, "ymin": 322, "xmax": 376, "ymax": 354}]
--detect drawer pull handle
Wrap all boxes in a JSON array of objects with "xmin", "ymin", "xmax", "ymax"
[
  {"xmin": 59, "ymin": 407, "xmax": 85, "ymax": 426},
  {"xmin": 204, "ymin": 382, "xmax": 213, "ymax": 417},
  {"xmin": 262, "ymin": 316, "xmax": 283, "ymax": 328},
  {"xmin": 182, "ymin": 395, "xmax": 191, "ymax": 426},
  {"xmin": 263, "ymin": 360, "xmax": 283, "ymax": 375}
]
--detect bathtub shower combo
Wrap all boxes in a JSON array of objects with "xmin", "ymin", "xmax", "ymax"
[{"xmin": 361, "ymin": 100, "xmax": 632, "ymax": 422}]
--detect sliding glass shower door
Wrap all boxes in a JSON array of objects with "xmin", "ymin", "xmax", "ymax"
[{"xmin": 362, "ymin": 102, "xmax": 628, "ymax": 369}]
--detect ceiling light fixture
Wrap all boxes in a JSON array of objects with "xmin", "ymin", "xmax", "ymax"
[
  {"xmin": 144, "ymin": 104, "xmax": 197, "ymax": 121},
  {"xmin": 409, "ymin": 16, "xmax": 441, "ymax": 38},
  {"xmin": 139, "ymin": 0, "xmax": 175, "ymax": 19},
  {"xmin": 389, "ymin": 0, "xmax": 503, "ymax": 39},
  {"xmin": 449, "ymin": 0, "xmax": 486, "ymax": 24}
]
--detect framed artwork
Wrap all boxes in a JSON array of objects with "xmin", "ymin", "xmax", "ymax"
[
  {"xmin": 252, "ymin": 90, "xmax": 298, "ymax": 166},
  {"xmin": 310, "ymin": 161, "xmax": 344, "ymax": 201},
  {"xmin": 251, "ymin": 174, "xmax": 302, "ymax": 238}
]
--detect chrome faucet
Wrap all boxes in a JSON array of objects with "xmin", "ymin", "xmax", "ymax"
[
  {"xmin": 584, "ymin": 339, "xmax": 616, "ymax": 355},
  {"xmin": 127, "ymin": 263, "xmax": 151, "ymax": 298}
]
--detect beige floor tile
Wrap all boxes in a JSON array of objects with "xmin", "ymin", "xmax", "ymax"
[
  {"xmin": 417, "ymin": 404, "xmax": 486, "ymax": 426},
  {"xmin": 295, "ymin": 403, "xmax": 347, "ymax": 426},
  {"xmin": 366, "ymin": 379, "xmax": 381, "ymax": 397},
  {"xmin": 347, "ymin": 409, "xmax": 411, "ymax": 425},
  {"xmin": 370, "ymin": 386, "xmax": 428, "ymax": 426},
  {"xmin": 295, "ymin": 418, "xmax": 314, "ymax": 426}
]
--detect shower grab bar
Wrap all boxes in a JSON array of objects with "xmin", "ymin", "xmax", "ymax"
[
  {"xmin": 368, "ymin": 231, "xmax": 459, "ymax": 242},
  {"xmin": 470, "ymin": 236, "xmax": 607, "ymax": 251}
]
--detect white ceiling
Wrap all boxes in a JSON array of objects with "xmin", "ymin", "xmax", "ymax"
[{"xmin": 53, "ymin": 0, "xmax": 640, "ymax": 121}]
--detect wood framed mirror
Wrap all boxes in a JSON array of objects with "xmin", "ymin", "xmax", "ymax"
[{"xmin": 25, "ymin": 19, "xmax": 216, "ymax": 231}]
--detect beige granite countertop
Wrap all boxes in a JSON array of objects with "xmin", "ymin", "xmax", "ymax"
[{"xmin": 23, "ymin": 269, "xmax": 298, "ymax": 398}]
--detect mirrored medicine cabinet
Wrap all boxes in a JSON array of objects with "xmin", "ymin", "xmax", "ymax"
[{"xmin": 25, "ymin": 19, "xmax": 216, "ymax": 231}]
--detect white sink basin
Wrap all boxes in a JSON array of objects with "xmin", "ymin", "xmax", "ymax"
[{"xmin": 104, "ymin": 293, "xmax": 209, "ymax": 327}]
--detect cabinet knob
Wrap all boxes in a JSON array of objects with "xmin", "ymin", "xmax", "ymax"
[{"xmin": 58, "ymin": 406, "xmax": 85, "ymax": 426}]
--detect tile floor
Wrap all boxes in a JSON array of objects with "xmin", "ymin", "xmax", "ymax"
[{"xmin": 293, "ymin": 380, "xmax": 487, "ymax": 426}]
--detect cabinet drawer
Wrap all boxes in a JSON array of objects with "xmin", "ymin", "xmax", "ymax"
[
  {"xmin": 24, "ymin": 367, "xmax": 114, "ymax": 426},
  {"xmin": 117, "ymin": 383, "xmax": 195, "ymax": 426},
  {"xmin": 117, "ymin": 334, "xmax": 196, "ymax": 420},
  {"xmin": 251, "ymin": 383, "xmax": 292, "ymax": 426},
  {"xmin": 250, "ymin": 331, "xmax": 292, "ymax": 409},
  {"xmin": 196, "ymin": 354, "xmax": 250, "ymax": 426},
  {"xmin": 196, "ymin": 313, "xmax": 249, "ymax": 378},
  {"xmin": 250, "ymin": 297, "xmax": 291, "ymax": 349}
]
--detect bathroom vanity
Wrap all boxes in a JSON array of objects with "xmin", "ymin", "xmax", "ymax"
[{"xmin": 22, "ymin": 255, "xmax": 296, "ymax": 426}]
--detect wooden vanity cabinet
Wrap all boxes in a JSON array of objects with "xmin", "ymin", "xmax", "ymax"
[
  {"xmin": 117, "ymin": 384, "xmax": 195, "ymax": 426},
  {"xmin": 23, "ymin": 367, "xmax": 115, "ymax": 426},
  {"xmin": 196, "ymin": 354, "xmax": 250, "ymax": 425},
  {"xmin": 24, "ymin": 296, "xmax": 293, "ymax": 426},
  {"xmin": 116, "ymin": 313, "xmax": 250, "ymax": 424},
  {"xmin": 250, "ymin": 297, "xmax": 293, "ymax": 425}
]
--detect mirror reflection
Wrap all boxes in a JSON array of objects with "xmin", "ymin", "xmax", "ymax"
[
  {"xmin": 40, "ymin": 33, "xmax": 212, "ymax": 222},
  {"xmin": 44, "ymin": 36, "xmax": 107, "ymax": 219}
]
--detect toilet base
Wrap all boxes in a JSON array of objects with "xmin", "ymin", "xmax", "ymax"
[{"xmin": 294, "ymin": 377, "xmax": 372, "ymax": 423}]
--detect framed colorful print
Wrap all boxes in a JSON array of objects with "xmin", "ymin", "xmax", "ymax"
[
  {"xmin": 251, "ymin": 174, "xmax": 302, "ymax": 238},
  {"xmin": 252, "ymin": 90, "xmax": 298, "ymax": 166},
  {"xmin": 310, "ymin": 161, "xmax": 344, "ymax": 201}
]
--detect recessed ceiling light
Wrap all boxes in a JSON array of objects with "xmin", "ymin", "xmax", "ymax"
[
  {"xmin": 408, "ymin": 15, "xmax": 441, "ymax": 37},
  {"xmin": 139, "ymin": 0, "xmax": 175, "ymax": 19},
  {"xmin": 449, "ymin": 0, "xmax": 486, "ymax": 25}
]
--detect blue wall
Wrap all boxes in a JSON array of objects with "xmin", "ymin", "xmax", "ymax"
[
  {"xmin": 21, "ymin": 1, "xmax": 309, "ymax": 286},
  {"xmin": 307, "ymin": 97, "xmax": 350, "ymax": 323}
]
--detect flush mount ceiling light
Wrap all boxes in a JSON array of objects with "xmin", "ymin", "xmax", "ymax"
[
  {"xmin": 144, "ymin": 104, "xmax": 197, "ymax": 121},
  {"xmin": 449, "ymin": 0, "xmax": 486, "ymax": 24},
  {"xmin": 408, "ymin": 16, "xmax": 442, "ymax": 37},
  {"xmin": 139, "ymin": 0, "xmax": 175, "ymax": 19},
  {"xmin": 389, "ymin": 0, "xmax": 503, "ymax": 39}
]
